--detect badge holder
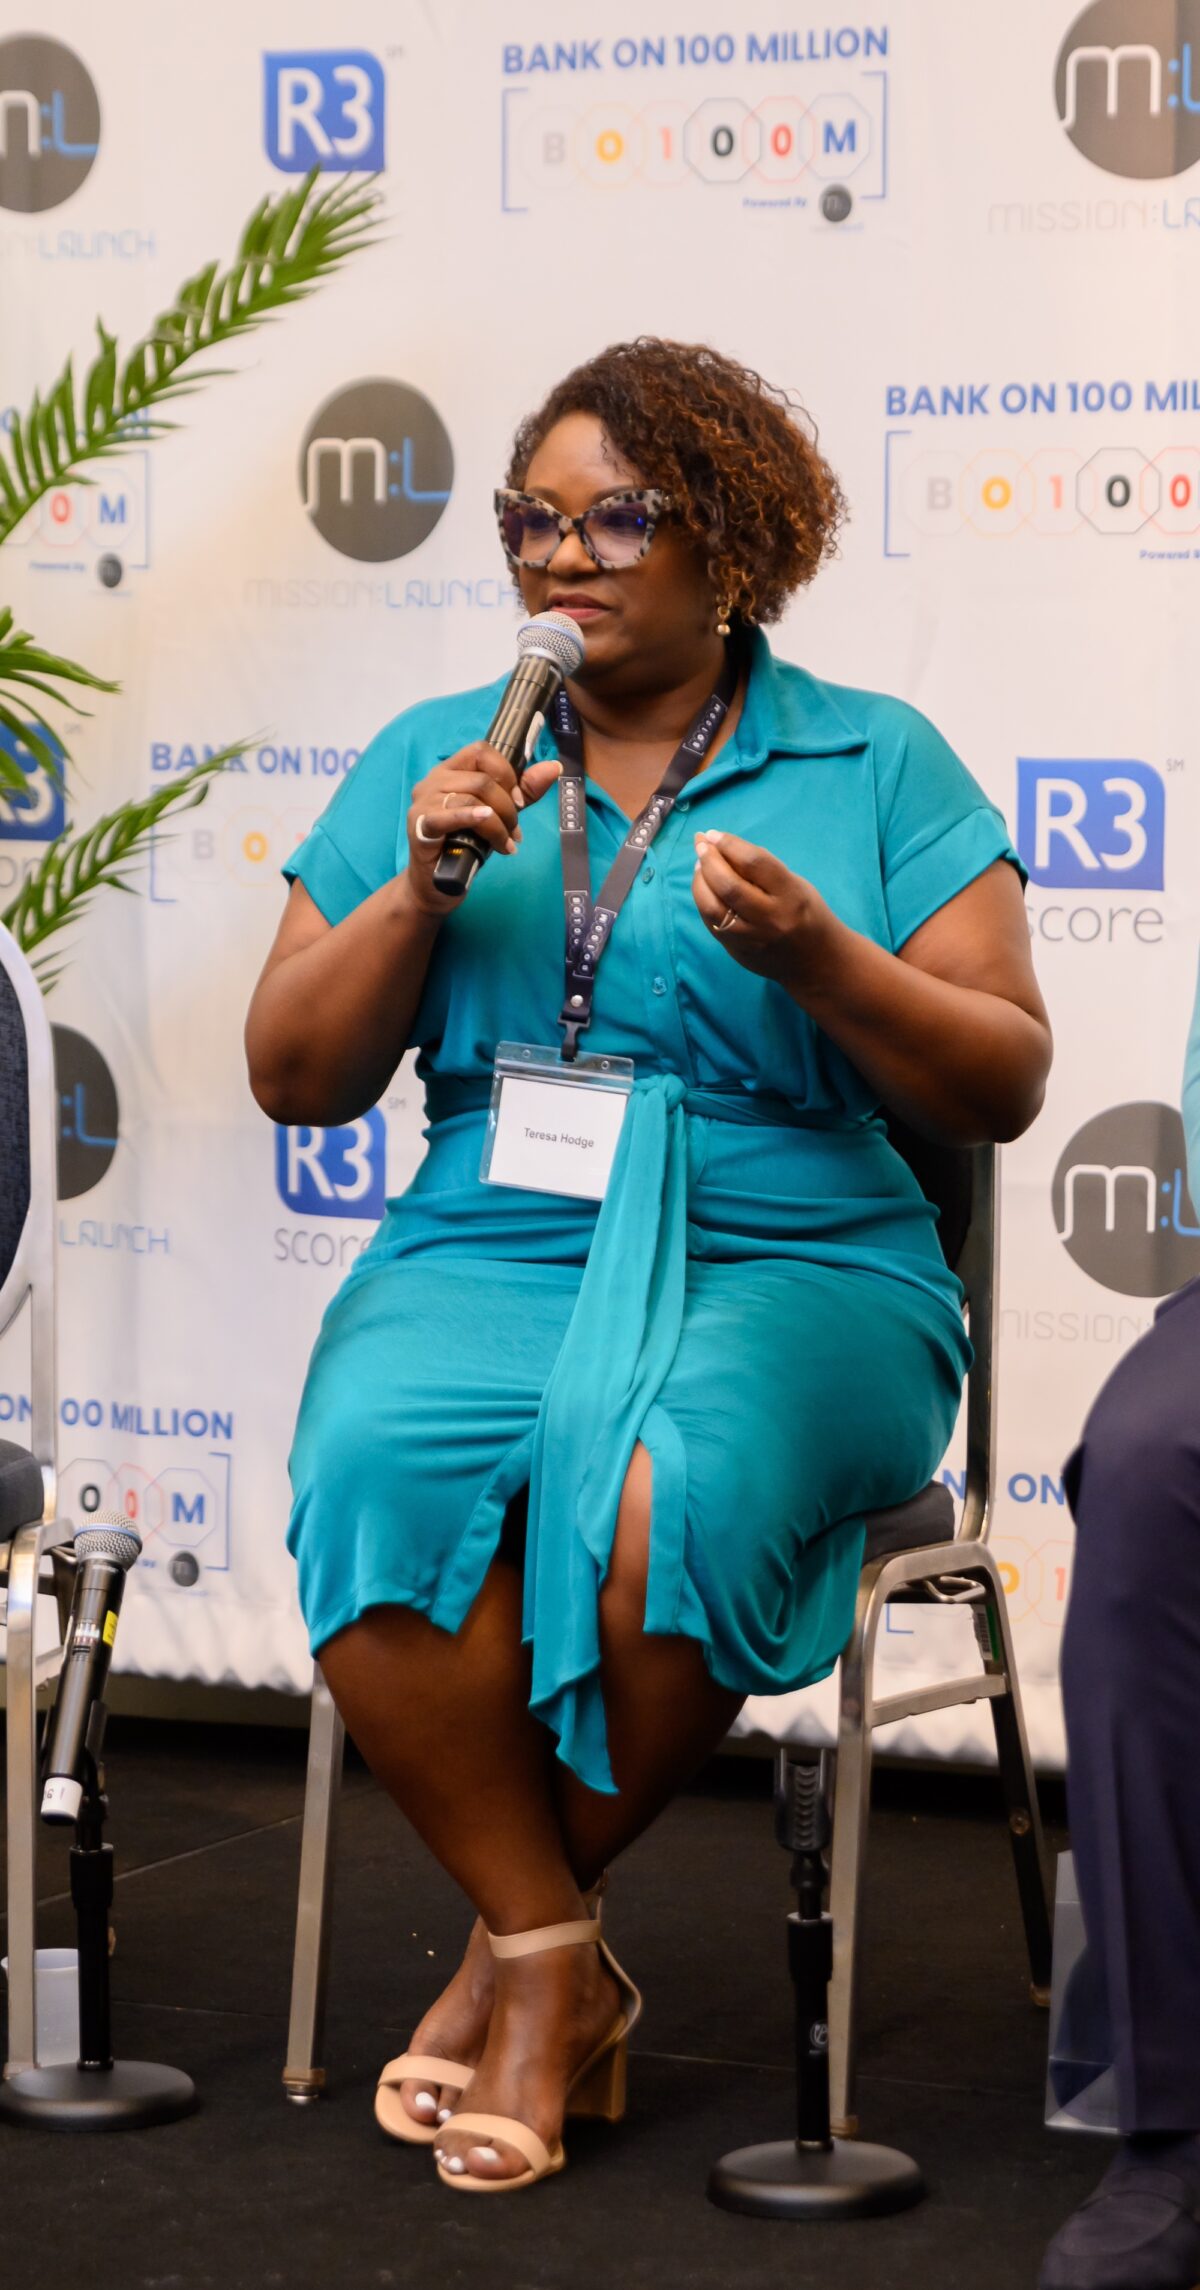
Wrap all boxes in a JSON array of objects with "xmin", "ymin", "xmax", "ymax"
[{"xmin": 481, "ymin": 1042, "xmax": 633, "ymax": 1203}]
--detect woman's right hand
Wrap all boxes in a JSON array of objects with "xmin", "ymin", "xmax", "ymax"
[{"xmin": 404, "ymin": 741, "xmax": 563, "ymax": 915}]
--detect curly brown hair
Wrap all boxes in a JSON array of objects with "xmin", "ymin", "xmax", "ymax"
[{"xmin": 506, "ymin": 337, "xmax": 846, "ymax": 626}]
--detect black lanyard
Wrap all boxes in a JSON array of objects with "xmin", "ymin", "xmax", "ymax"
[{"xmin": 552, "ymin": 643, "xmax": 740, "ymax": 1060}]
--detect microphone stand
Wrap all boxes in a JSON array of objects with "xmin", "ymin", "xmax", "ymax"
[
  {"xmin": 0, "ymin": 1703, "xmax": 196, "ymax": 2129},
  {"xmin": 708, "ymin": 1748, "xmax": 924, "ymax": 2220}
]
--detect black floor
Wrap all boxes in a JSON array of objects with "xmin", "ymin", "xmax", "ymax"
[{"xmin": 0, "ymin": 1722, "xmax": 1104, "ymax": 2290}]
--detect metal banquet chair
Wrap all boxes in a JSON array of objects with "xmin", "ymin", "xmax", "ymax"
[
  {"xmin": 281, "ymin": 1126, "xmax": 1052, "ymax": 2123},
  {"xmin": 0, "ymin": 919, "xmax": 76, "ymax": 2078},
  {"xmin": 822, "ymin": 1123, "xmax": 1051, "ymax": 2135}
]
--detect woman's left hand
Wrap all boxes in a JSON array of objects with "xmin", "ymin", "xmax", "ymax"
[{"xmin": 692, "ymin": 829, "xmax": 842, "ymax": 995}]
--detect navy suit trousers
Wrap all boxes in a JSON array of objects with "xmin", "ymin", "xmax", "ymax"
[{"xmin": 1061, "ymin": 1275, "xmax": 1200, "ymax": 2131}]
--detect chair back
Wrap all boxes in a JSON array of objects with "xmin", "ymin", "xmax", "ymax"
[
  {"xmin": 885, "ymin": 1115, "xmax": 998, "ymax": 1545},
  {"xmin": 0, "ymin": 922, "xmax": 57, "ymax": 1488}
]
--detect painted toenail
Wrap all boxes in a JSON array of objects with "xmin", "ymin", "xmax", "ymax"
[
  {"xmin": 414, "ymin": 2090, "xmax": 437, "ymax": 2112},
  {"xmin": 444, "ymin": 2155, "xmax": 466, "ymax": 2173},
  {"xmin": 471, "ymin": 2147, "xmax": 502, "ymax": 2166},
  {"xmin": 436, "ymin": 2107, "xmax": 451, "ymax": 2123}
]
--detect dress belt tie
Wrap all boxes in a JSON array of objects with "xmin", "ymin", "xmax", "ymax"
[{"xmin": 525, "ymin": 1074, "xmax": 840, "ymax": 1793}]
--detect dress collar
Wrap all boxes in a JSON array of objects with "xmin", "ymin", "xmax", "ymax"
[
  {"xmin": 520, "ymin": 624, "xmax": 867, "ymax": 775},
  {"xmin": 732, "ymin": 627, "xmax": 867, "ymax": 765}
]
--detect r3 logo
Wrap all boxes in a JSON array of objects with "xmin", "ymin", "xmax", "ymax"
[
  {"xmin": 0, "ymin": 726, "xmax": 66, "ymax": 841},
  {"xmin": 275, "ymin": 1112, "xmax": 386, "ymax": 1220},
  {"xmin": 263, "ymin": 50, "xmax": 386, "ymax": 173},
  {"xmin": 1015, "ymin": 758, "xmax": 1165, "ymax": 891}
]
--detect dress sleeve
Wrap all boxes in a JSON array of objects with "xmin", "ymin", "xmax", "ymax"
[
  {"xmin": 875, "ymin": 701, "xmax": 1026, "ymax": 951},
  {"xmin": 283, "ymin": 715, "xmax": 411, "ymax": 925}
]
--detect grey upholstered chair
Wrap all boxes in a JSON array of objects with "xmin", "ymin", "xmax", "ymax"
[
  {"xmin": 281, "ymin": 1128, "xmax": 1051, "ymax": 2130},
  {"xmin": 0, "ymin": 919, "xmax": 75, "ymax": 2078}
]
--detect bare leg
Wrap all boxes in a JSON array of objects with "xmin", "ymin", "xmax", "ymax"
[
  {"xmin": 434, "ymin": 1446, "xmax": 742, "ymax": 2180},
  {"xmin": 323, "ymin": 1448, "xmax": 741, "ymax": 2180},
  {"xmin": 553, "ymin": 1444, "xmax": 744, "ymax": 1885},
  {"xmin": 319, "ymin": 1557, "xmax": 603, "ymax": 2134}
]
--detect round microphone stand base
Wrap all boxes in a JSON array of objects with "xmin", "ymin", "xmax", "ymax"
[
  {"xmin": 0, "ymin": 2060, "xmax": 196, "ymax": 2131},
  {"xmin": 709, "ymin": 1752, "xmax": 925, "ymax": 2225},
  {"xmin": 708, "ymin": 2136, "xmax": 925, "ymax": 2221},
  {"xmin": 4, "ymin": 1733, "xmax": 197, "ymax": 2133}
]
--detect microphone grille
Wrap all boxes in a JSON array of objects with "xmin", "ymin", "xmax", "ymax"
[
  {"xmin": 517, "ymin": 610, "xmax": 586, "ymax": 679},
  {"xmin": 73, "ymin": 1511, "xmax": 142, "ymax": 1568}
]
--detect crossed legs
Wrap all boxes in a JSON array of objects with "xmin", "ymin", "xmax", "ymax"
[{"xmin": 317, "ymin": 1444, "xmax": 743, "ymax": 2180}]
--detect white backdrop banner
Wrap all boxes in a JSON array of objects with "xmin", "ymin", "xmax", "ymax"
[{"xmin": 2, "ymin": 1, "xmax": 1198, "ymax": 1766}]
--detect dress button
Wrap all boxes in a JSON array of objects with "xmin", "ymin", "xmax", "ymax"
[
  {"xmin": 651, "ymin": 975, "xmax": 668, "ymax": 996},
  {"xmin": 676, "ymin": 800, "xmax": 689, "ymax": 815},
  {"xmin": 642, "ymin": 866, "xmax": 655, "ymax": 884}
]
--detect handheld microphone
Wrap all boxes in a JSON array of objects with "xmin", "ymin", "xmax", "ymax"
[
  {"xmin": 433, "ymin": 609, "xmax": 586, "ymax": 899},
  {"xmin": 41, "ymin": 1513, "xmax": 142, "ymax": 1825}
]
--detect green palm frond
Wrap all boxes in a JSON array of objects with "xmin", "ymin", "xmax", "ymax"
[
  {"xmin": 0, "ymin": 608, "xmax": 119, "ymax": 796},
  {"xmin": 0, "ymin": 170, "xmax": 382, "ymax": 544},
  {"xmin": 1, "ymin": 746, "xmax": 243, "ymax": 985}
]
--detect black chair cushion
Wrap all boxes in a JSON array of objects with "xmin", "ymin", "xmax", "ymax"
[
  {"xmin": 861, "ymin": 1480, "xmax": 955, "ymax": 1563},
  {"xmin": 0, "ymin": 1438, "xmax": 45, "ymax": 1534},
  {"xmin": 884, "ymin": 1113, "xmax": 973, "ymax": 1272}
]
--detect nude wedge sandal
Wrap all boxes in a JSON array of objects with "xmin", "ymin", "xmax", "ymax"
[
  {"xmin": 434, "ymin": 1911, "xmax": 642, "ymax": 2194},
  {"xmin": 377, "ymin": 1884, "xmax": 611, "ymax": 2147}
]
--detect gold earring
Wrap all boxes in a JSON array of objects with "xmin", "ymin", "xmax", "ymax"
[{"xmin": 715, "ymin": 597, "xmax": 732, "ymax": 638}]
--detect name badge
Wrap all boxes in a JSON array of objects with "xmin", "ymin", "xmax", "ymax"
[{"xmin": 481, "ymin": 1043, "xmax": 634, "ymax": 1202}]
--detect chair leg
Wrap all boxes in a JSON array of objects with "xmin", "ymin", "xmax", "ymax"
[
  {"xmin": 973, "ymin": 1554, "xmax": 1053, "ymax": 2003},
  {"xmin": 826, "ymin": 1628, "xmax": 877, "ymax": 2138},
  {"xmin": 50, "ymin": 1544, "xmax": 75, "ymax": 1644},
  {"xmin": 4, "ymin": 1527, "xmax": 43, "ymax": 2077},
  {"xmin": 283, "ymin": 1666, "xmax": 345, "ymax": 2103}
]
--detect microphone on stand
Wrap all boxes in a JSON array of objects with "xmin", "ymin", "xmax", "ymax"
[
  {"xmin": 0, "ymin": 1507, "xmax": 197, "ymax": 2129},
  {"xmin": 41, "ymin": 1513, "xmax": 141, "ymax": 1826},
  {"xmin": 433, "ymin": 608, "xmax": 586, "ymax": 898}
]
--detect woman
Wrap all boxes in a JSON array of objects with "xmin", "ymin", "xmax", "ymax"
[{"xmin": 246, "ymin": 338, "xmax": 1052, "ymax": 2193}]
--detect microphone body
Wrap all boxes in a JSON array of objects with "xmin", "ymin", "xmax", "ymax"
[
  {"xmin": 433, "ymin": 610, "xmax": 586, "ymax": 898},
  {"xmin": 41, "ymin": 1516, "xmax": 142, "ymax": 1825}
]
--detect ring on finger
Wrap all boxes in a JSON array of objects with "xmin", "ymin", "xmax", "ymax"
[
  {"xmin": 441, "ymin": 790, "xmax": 461, "ymax": 809},
  {"xmin": 713, "ymin": 905, "xmax": 738, "ymax": 934},
  {"xmin": 414, "ymin": 815, "xmax": 442, "ymax": 846}
]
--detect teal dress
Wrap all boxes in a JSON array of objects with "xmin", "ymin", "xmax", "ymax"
[{"xmin": 284, "ymin": 631, "xmax": 1021, "ymax": 1794}]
